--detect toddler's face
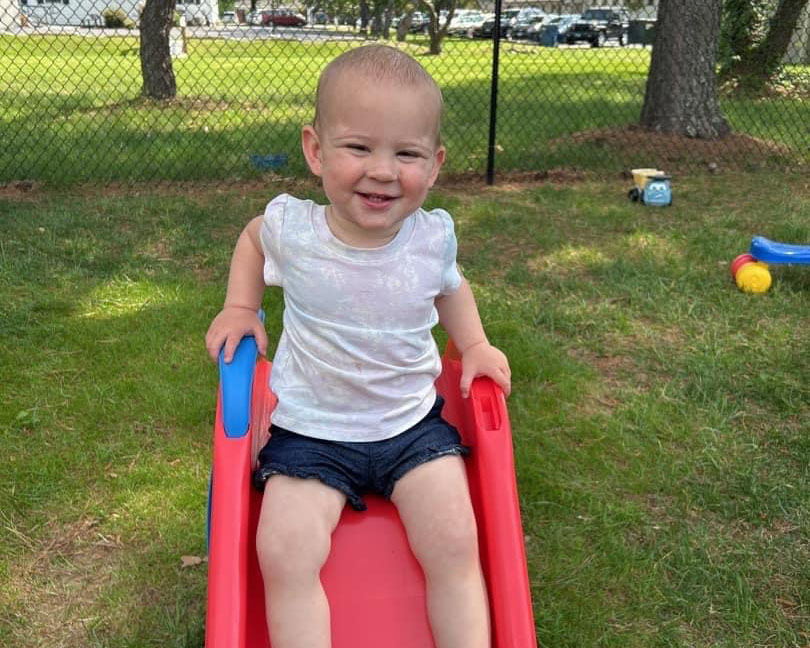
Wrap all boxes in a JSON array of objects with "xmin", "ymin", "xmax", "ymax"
[{"xmin": 302, "ymin": 72, "xmax": 445, "ymax": 248}]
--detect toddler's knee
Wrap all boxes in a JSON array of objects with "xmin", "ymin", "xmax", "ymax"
[
  {"xmin": 256, "ymin": 522, "xmax": 330, "ymax": 583},
  {"xmin": 418, "ymin": 513, "xmax": 480, "ymax": 569}
]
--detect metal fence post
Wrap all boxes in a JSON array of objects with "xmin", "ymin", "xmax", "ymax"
[{"xmin": 486, "ymin": 0, "xmax": 503, "ymax": 186}]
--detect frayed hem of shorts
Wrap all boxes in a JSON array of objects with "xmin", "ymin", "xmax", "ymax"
[
  {"xmin": 252, "ymin": 463, "xmax": 367, "ymax": 511},
  {"xmin": 382, "ymin": 444, "xmax": 470, "ymax": 500}
]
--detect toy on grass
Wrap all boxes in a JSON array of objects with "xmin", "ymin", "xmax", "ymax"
[
  {"xmin": 206, "ymin": 331, "xmax": 537, "ymax": 648},
  {"xmin": 627, "ymin": 168, "xmax": 673, "ymax": 206},
  {"xmin": 731, "ymin": 255, "xmax": 771, "ymax": 294},
  {"xmin": 250, "ymin": 154, "xmax": 289, "ymax": 171},
  {"xmin": 731, "ymin": 236, "xmax": 810, "ymax": 293}
]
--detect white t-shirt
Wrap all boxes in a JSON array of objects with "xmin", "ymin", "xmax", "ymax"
[{"xmin": 259, "ymin": 194, "xmax": 462, "ymax": 442}]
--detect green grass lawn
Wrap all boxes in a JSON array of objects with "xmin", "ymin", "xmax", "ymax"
[
  {"xmin": 1, "ymin": 33, "xmax": 808, "ymax": 184},
  {"xmin": 1, "ymin": 170, "xmax": 808, "ymax": 646}
]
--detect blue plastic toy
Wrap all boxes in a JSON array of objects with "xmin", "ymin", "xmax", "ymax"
[
  {"xmin": 250, "ymin": 154, "xmax": 288, "ymax": 171},
  {"xmin": 749, "ymin": 236, "xmax": 810, "ymax": 265},
  {"xmin": 628, "ymin": 168, "xmax": 672, "ymax": 206},
  {"xmin": 730, "ymin": 236, "xmax": 810, "ymax": 293}
]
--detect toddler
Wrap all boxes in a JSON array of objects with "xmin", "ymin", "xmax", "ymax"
[{"xmin": 206, "ymin": 44, "xmax": 511, "ymax": 648}]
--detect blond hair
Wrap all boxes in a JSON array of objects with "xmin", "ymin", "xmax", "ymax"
[{"xmin": 312, "ymin": 45, "xmax": 443, "ymax": 139}]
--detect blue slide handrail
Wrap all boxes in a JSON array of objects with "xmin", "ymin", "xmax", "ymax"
[
  {"xmin": 217, "ymin": 311, "xmax": 264, "ymax": 439},
  {"xmin": 750, "ymin": 236, "xmax": 810, "ymax": 265}
]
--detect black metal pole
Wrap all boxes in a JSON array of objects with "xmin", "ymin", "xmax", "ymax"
[{"xmin": 485, "ymin": 0, "xmax": 503, "ymax": 185}]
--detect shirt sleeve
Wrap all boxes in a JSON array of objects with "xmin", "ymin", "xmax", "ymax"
[
  {"xmin": 436, "ymin": 209, "xmax": 462, "ymax": 295},
  {"xmin": 259, "ymin": 194, "xmax": 287, "ymax": 287}
]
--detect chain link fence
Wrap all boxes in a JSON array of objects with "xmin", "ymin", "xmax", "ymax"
[{"xmin": 1, "ymin": 0, "xmax": 809, "ymax": 185}]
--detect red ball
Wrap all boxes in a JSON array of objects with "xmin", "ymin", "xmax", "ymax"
[{"xmin": 730, "ymin": 253, "xmax": 756, "ymax": 279}]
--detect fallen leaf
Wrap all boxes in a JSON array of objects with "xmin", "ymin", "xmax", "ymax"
[{"xmin": 180, "ymin": 555, "xmax": 207, "ymax": 568}]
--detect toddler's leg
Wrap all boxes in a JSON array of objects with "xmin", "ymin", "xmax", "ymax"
[
  {"xmin": 391, "ymin": 456, "xmax": 490, "ymax": 648},
  {"xmin": 256, "ymin": 475, "xmax": 346, "ymax": 648}
]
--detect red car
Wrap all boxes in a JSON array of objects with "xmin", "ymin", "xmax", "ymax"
[{"xmin": 261, "ymin": 8, "xmax": 307, "ymax": 26}]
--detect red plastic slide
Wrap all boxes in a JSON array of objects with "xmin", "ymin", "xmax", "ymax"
[{"xmin": 206, "ymin": 337, "xmax": 536, "ymax": 647}]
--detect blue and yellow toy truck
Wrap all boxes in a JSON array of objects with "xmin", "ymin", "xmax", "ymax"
[{"xmin": 627, "ymin": 168, "xmax": 672, "ymax": 206}]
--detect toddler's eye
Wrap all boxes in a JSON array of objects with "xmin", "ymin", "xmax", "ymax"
[
  {"xmin": 347, "ymin": 144, "xmax": 369, "ymax": 153},
  {"xmin": 398, "ymin": 150, "xmax": 421, "ymax": 159}
]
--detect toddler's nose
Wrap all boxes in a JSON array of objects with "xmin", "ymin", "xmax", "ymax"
[{"xmin": 366, "ymin": 153, "xmax": 397, "ymax": 181}]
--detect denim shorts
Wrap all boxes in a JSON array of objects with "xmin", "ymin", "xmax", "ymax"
[{"xmin": 252, "ymin": 396, "xmax": 469, "ymax": 511}]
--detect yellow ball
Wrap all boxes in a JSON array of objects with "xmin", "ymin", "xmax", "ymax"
[{"xmin": 735, "ymin": 261, "xmax": 772, "ymax": 294}]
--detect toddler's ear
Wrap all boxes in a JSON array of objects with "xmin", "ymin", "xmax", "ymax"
[
  {"xmin": 428, "ymin": 145, "xmax": 446, "ymax": 187},
  {"xmin": 301, "ymin": 125, "xmax": 323, "ymax": 177}
]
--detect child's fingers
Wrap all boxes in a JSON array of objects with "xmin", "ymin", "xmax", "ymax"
[
  {"xmin": 459, "ymin": 362, "xmax": 474, "ymax": 398},
  {"xmin": 222, "ymin": 329, "xmax": 256, "ymax": 364},
  {"xmin": 461, "ymin": 365, "xmax": 511, "ymax": 399},
  {"xmin": 221, "ymin": 335, "xmax": 238, "ymax": 364},
  {"xmin": 205, "ymin": 329, "xmax": 225, "ymax": 364},
  {"xmin": 496, "ymin": 368, "xmax": 512, "ymax": 398},
  {"xmin": 459, "ymin": 364, "xmax": 482, "ymax": 399},
  {"xmin": 460, "ymin": 376, "xmax": 472, "ymax": 399},
  {"xmin": 253, "ymin": 324, "xmax": 269, "ymax": 357}
]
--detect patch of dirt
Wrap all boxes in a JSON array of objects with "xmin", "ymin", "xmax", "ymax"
[
  {"xmin": 437, "ymin": 167, "xmax": 589, "ymax": 192},
  {"xmin": 3, "ymin": 513, "xmax": 124, "ymax": 648},
  {"xmin": 566, "ymin": 347, "xmax": 641, "ymax": 416},
  {"xmin": 0, "ymin": 181, "xmax": 43, "ymax": 201},
  {"xmin": 0, "ymin": 176, "xmax": 321, "ymax": 204},
  {"xmin": 550, "ymin": 125, "xmax": 799, "ymax": 171}
]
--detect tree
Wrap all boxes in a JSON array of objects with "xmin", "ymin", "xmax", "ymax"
[
  {"xmin": 365, "ymin": 0, "xmax": 397, "ymax": 38},
  {"xmin": 140, "ymin": 0, "xmax": 178, "ymax": 101},
  {"xmin": 419, "ymin": 0, "xmax": 456, "ymax": 54},
  {"xmin": 719, "ymin": 0, "xmax": 769, "ymax": 74},
  {"xmin": 720, "ymin": 0, "xmax": 809, "ymax": 90},
  {"xmin": 640, "ymin": 0, "xmax": 730, "ymax": 138}
]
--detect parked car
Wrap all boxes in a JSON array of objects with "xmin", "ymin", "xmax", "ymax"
[
  {"xmin": 395, "ymin": 11, "xmax": 430, "ymax": 33},
  {"xmin": 539, "ymin": 13, "xmax": 579, "ymax": 44},
  {"xmin": 505, "ymin": 6, "xmax": 544, "ymax": 36},
  {"xmin": 446, "ymin": 10, "xmax": 490, "ymax": 37},
  {"xmin": 565, "ymin": 6, "xmax": 628, "ymax": 47},
  {"xmin": 509, "ymin": 13, "xmax": 550, "ymax": 41},
  {"xmin": 311, "ymin": 11, "xmax": 329, "ymax": 24},
  {"xmin": 470, "ymin": 8, "xmax": 519, "ymax": 38},
  {"xmin": 221, "ymin": 10, "xmax": 236, "ymax": 24},
  {"xmin": 260, "ymin": 8, "xmax": 307, "ymax": 27}
]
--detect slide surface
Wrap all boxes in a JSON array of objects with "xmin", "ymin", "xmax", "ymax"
[{"xmin": 206, "ymin": 338, "xmax": 536, "ymax": 648}]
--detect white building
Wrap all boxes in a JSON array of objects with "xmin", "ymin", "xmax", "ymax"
[
  {"xmin": 16, "ymin": 0, "xmax": 216, "ymax": 27},
  {"xmin": 1, "ymin": 0, "xmax": 23, "ymax": 27}
]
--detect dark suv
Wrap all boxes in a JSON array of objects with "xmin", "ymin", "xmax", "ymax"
[{"xmin": 566, "ymin": 7, "xmax": 629, "ymax": 47}]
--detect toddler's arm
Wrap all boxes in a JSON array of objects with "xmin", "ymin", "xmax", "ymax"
[
  {"xmin": 436, "ymin": 278, "xmax": 511, "ymax": 398},
  {"xmin": 205, "ymin": 217, "xmax": 269, "ymax": 363}
]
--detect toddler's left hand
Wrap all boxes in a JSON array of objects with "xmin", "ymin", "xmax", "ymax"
[{"xmin": 459, "ymin": 342, "xmax": 511, "ymax": 399}]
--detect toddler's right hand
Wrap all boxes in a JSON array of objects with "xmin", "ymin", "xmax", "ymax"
[{"xmin": 205, "ymin": 306, "xmax": 269, "ymax": 364}]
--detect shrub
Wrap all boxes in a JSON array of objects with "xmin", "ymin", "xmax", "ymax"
[{"xmin": 102, "ymin": 7, "xmax": 135, "ymax": 29}]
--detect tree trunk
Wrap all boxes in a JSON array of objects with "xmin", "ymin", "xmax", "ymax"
[
  {"xmin": 640, "ymin": 0, "xmax": 730, "ymax": 138},
  {"xmin": 721, "ymin": 0, "xmax": 808, "ymax": 88},
  {"xmin": 140, "ymin": 0, "xmax": 177, "ymax": 100},
  {"xmin": 750, "ymin": 0, "xmax": 809, "ymax": 77},
  {"xmin": 428, "ymin": 14, "xmax": 442, "ymax": 54},
  {"xmin": 396, "ymin": 11, "xmax": 412, "ymax": 41},
  {"xmin": 422, "ymin": 1, "xmax": 454, "ymax": 55},
  {"xmin": 358, "ymin": 0, "xmax": 369, "ymax": 36},
  {"xmin": 719, "ymin": 0, "xmax": 762, "ymax": 78}
]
